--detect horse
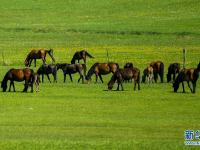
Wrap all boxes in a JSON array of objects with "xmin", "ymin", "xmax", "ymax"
[
  {"xmin": 85, "ymin": 62, "xmax": 119, "ymax": 83},
  {"xmin": 25, "ymin": 49, "xmax": 55, "ymax": 67},
  {"xmin": 167, "ymin": 63, "xmax": 180, "ymax": 82},
  {"xmin": 124, "ymin": 62, "xmax": 134, "ymax": 69},
  {"xmin": 1, "ymin": 68, "xmax": 39, "ymax": 92},
  {"xmin": 150, "ymin": 61, "xmax": 164, "ymax": 83},
  {"xmin": 37, "ymin": 64, "xmax": 57, "ymax": 83},
  {"xmin": 108, "ymin": 67, "xmax": 140, "ymax": 91},
  {"xmin": 173, "ymin": 62, "xmax": 200, "ymax": 93},
  {"xmin": 71, "ymin": 50, "xmax": 94, "ymax": 64},
  {"xmin": 56, "ymin": 63, "xmax": 86, "ymax": 83},
  {"xmin": 142, "ymin": 66, "xmax": 154, "ymax": 84},
  {"xmin": 124, "ymin": 62, "xmax": 134, "ymax": 82}
]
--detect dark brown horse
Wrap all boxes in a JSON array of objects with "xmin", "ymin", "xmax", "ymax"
[
  {"xmin": 71, "ymin": 50, "xmax": 94, "ymax": 64},
  {"xmin": 56, "ymin": 63, "xmax": 86, "ymax": 83},
  {"xmin": 108, "ymin": 68, "xmax": 140, "ymax": 91},
  {"xmin": 167, "ymin": 63, "xmax": 180, "ymax": 82},
  {"xmin": 150, "ymin": 61, "xmax": 164, "ymax": 83},
  {"xmin": 173, "ymin": 62, "xmax": 200, "ymax": 93},
  {"xmin": 37, "ymin": 64, "xmax": 57, "ymax": 83},
  {"xmin": 1, "ymin": 68, "xmax": 39, "ymax": 92},
  {"xmin": 85, "ymin": 62, "xmax": 119, "ymax": 83},
  {"xmin": 124, "ymin": 62, "xmax": 134, "ymax": 69},
  {"xmin": 25, "ymin": 49, "xmax": 55, "ymax": 67},
  {"xmin": 142, "ymin": 66, "xmax": 154, "ymax": 84}
]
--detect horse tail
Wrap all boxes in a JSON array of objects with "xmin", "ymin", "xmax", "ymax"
[
  {"xmin": 82, "ymin": 64, "xmax": 87, "ymax": 77},
  {"xmin": 85, "ymin": 51, "xmax": 94, "ymax": 58},
  {"xmin": 160, "ymin": 62, "xmax": 164, "ymax": 83},
  {"xmin": 1, "ymin": 69, "xmax": 12, "ymax": 91}
]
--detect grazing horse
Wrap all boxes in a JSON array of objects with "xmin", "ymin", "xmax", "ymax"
[
  {"xmin": 56, "ymin": 63, "xmax": 86, "ymax": 83},
  {"xmin": 167, "ymin": 63, "xmax": 180, "ymax": 82},
  {"xmin": 37, "ymin": 64, "xmax": 57, "ymax": 83},
  {"xmin": 173, "ymin": 62, "xmax": 200, "ymax": 93},
  {"xmin": 124, "ymin": 62, "xmax": 134, "ymax": 69},
  {"xmin": 25, "ymin": 49, "xmax": 55, "ymax": 67},
  {"xmin": 108, "ymin": 68, "xmax": 140, "ymax": 91},
  {"xmin": 1, "ymin": 68, "xmax": 39, "ymax": 92},
  {"xmin": 150, "ymin": 61, "xmax": 164, "ymax": 83},
  {"xmin": 86, "ymin": 62, "xmax": 119, "ymax": 83},
  {"xmin": 71, "ymin": 50, "xmax": 94, "ymax": 64},
  {"xmin": 142, "ymin": 66, "xmax": 154, "ymax": 84}
]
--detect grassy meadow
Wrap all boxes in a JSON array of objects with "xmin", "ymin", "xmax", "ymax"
[{"xmin": 0, "ymin": 0, "xmax": 200, "ymax": 149}]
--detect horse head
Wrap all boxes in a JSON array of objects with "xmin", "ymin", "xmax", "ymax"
[
  {"xmin": 48, "ymin": 49, "xmax": 55, "ymax": 63},
  {"xmin": 173, "ymin": 82, "xmax": 179, "ymax": 92}
]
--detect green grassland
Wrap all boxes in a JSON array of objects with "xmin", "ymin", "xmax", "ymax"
[{"xmin": 0, "ymin": 0, "xmax": 200, "ymax": 149}]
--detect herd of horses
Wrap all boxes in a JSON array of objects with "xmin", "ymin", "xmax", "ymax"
[{"xmin": 1, "ymin": 49, "xmax": 200, "ymax": 94}]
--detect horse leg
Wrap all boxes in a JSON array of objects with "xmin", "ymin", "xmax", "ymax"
[
  {"xmin": 12, "ymin": 81, "xmax": 16, "ymax": 92},
  {"xmin": 117, "ymin": 83, "xmax": 119, "ymax": 91},
  {"xmin": 42, "ymin": 74, "xmax": 44, "ymax": 83},
  {"xmin": 9, "ymin": 81, "xmax": 12, "ymax": 92},
  {"xmin": 23, "ymin": 80, "xmax": 28, "ymax": 92},
  {"xmin": 34, "ymin": 59, "xmax": 36, "ymax": 67},
  {"xmin": 121, "ymin": 83, "xmax": 124, "ymax": 91},
  {"xmin": 182, "ymin": 82, "xmax": 185, "ymax": 93},
  {"xmin": 95, "ymin": 74, "xmax": 98, "ymax": 83},
  {"xmin": 173, "ymin": 73, "xmax": 176, "ymax": 82},
  {"xmin": 53, "ymin": 72, "xmax": 57, "ymax": 83},
  {"xmin": 187, "ymin": 81, "xmax": 193, "ymax": 93},
  {"xmin": 99, "ymin": 75, "xmax": 103, "ymax": 83},
  {"xmin": 192, "ymin": 81, "xmax": 196, "ymax": 93},
  {"xmin": 64, "ymin": 74, "xmax": 66, "ymax": 83},
  {"xmin": 134, "ymin": 80, "xmax": 136, "ymax": 91},
  {"xmin": 46, "ymin": 74, "xmax": 51, "ymax": 83},
  {"xmin": 154, "ymin": 73, "xmax": 157, "ymax": 83},
  {"xmin": 138, "ymin": 79, "xmax": 141, "ymax": 90},
  {"xmin": 69, "ymin": 74, "xmax": 73, "ymax": 82},
  {"xmin": 29, "ymin": 59, "xmax": 33, "ymax": 67}
]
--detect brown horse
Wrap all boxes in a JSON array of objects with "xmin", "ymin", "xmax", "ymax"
[
  {"xmin": 85, "ymin": 62, "xmax": 119, "ymax": 83},
  {"xmin": 142, "ymin": 66, "xmax": 154, "ymax": 84},
  {"xmin": 108, "ymin": 68, "xmax": 140, "ymax": 91},
  {"xmin": 25, "ymin": 49, "xmax": 55, "ymax": 67},
  {"xmin": 71, "ymin": 50, "xmax": 94, "ymax": 64},
  {"xmin": 150, "ymin": 61, "xmax": 164, "ymax": 83},
  {"xmin": 1, "ymin": 68, "xmax": 39, "ymax": 92},
  {"xmin": 173, "ymin": 62, "xmax": 200, "ymax": 93},
  {"xmin": 56, "ymin": 63, "xmax": 86, "ymax": 83},
  {"xmin": 167, "ymin": 63, "xmax": 180, "ymax": 82}
]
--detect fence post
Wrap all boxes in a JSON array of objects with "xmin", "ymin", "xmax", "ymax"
[{"xmin": 183, "ymin": 48, "xmax": 186, "ymax": 69}]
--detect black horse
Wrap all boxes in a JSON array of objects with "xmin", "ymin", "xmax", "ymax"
[
  {"xmin": 173, "ymin": 62, "xmax": 200, "ymax": 93},
  {"xmin": 71, "ymin": 50, "xmax": 94, "ymax": 64},
  {"xmin": 108, "ymin": 68, "xmax": 140, "ymax": 91},
  {"xmin": 86, "ymin": 62, "xmax": 119, "ymax": 83},
  {"xmin": 167, "ymin": 63, "xmax": 180, "ymax": 82},
  {"xmin": 56, "ymin": 63, "xmax": 86, "ymax": 83},
  {"xmin": 37, "ymin": 64, "xmax": 57, "ymax": 83},
  {"xmin": 25, "ymin": 49, "xmax": 55, "ymax": 67},
  {"xmin": 1, "ymin": 68, "xmax": 39, "ymax": 92}
]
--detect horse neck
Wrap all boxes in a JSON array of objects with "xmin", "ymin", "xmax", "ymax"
[
  {"xmin": 1, "ymin": 71, "xmax": 10, "ymax": 88},
  {"xmin": 86, "ymin": 64, "xmax": 97, "ymax": 78},
  {"xmin": 71, "ymin": 57, "xmax": 75, "ymax": 64}
]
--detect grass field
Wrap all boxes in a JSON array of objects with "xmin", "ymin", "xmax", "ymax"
[{"xmin": 0, "ymin": 0, "xmax": 200, "ymax": 149}]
